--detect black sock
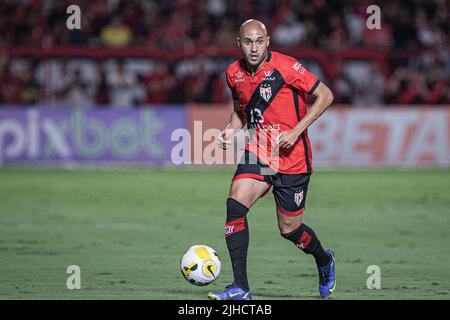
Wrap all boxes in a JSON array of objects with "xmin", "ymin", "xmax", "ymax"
[
  {"xmin": 281, "ymin": 223, "xmax": 331, "ymax": 267},
  {"xmin": 225, "ymin": 198, "xmax": 250, "ymax": 291}
]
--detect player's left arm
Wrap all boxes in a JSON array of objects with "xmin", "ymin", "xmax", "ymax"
[{"xmin": 278, "ymin": 82, "xmax": 334, "ymax": 149}]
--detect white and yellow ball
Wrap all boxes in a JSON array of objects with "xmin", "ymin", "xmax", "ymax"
[{"xmin": 180, "ymin": 245, "xmax": 221, "ymax": 286}]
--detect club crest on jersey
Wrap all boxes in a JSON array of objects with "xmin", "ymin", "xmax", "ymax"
[
  {"xmin": 260, "ymin": 83, "xmax": 272, "ymax": 102},
  {"xmin": 294, "ymin": 190, "xmax": 304, "ymax": 207}
]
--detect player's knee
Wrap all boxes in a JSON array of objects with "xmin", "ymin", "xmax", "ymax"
[
  {"xmin": 228, "ymin": 188, "xmax": 246, "ymax": 206},
  {"xmin": 226, "ymin": 197, "xmax": 249, "ymax": 221},
  {"xmin": 228, "ymin": 186, "xmax": 254, "ymax": 209},
  {"xmin": 278, "ymin": 216, "xmax": 302, "ymax": 235},
  {"xmin": 229, "ymin": 179, "xmax": 267, "ymax": 208}
]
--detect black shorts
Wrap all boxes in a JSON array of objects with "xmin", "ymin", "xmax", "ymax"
[{"xmin": 232, "ymin": 151, "xmax": 310, "ymax": 216}]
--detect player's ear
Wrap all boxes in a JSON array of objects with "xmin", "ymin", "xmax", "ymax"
[
  {"xmin": 266, "ymin": 35, "xmax": 270, "ymax": 48},
  {"xmin": 236, "ymin": 37, "xmax": 241, "ymax": 48}
]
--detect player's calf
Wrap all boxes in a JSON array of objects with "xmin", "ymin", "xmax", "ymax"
[
  {"xmin": 225, "ymin": 197, "xmax": 250, "ymax": 291},
  {"xmin": 280, "ymin": 223, "xmax": 331, "ymax": 268}
]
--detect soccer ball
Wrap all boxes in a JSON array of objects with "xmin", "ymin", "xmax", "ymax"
[{"xmin": 180, "ymin": 245, "xmax": 221, "ymax": 286}]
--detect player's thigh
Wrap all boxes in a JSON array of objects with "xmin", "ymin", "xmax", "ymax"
[
  {"xmin": 230, "ymin": 150, "xmax": 271, "ymax": 208},
  {"xmin": 229, "ymin": 178, "xmax": 269, "ymax": 209},
  {"xmin": 272, "ymin": 174, "xmax": 310, "ymax": 233}
]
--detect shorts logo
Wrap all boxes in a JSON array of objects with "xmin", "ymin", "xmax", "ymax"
[
  {"xmin": 294, "ymin": 190, "xmax": 304, "ymax": 207},
  {"xmin": 296, "ymin": 231, "xmax": 312, "ymax": 249},
  {"xmin": 260, "ymin": 83, "xmax": 272, "ymax": 102}
]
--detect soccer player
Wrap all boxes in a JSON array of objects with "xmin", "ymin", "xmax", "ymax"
[{"xmin": 208, "ymin": 19, "xmax": 335, "ymax": 300}]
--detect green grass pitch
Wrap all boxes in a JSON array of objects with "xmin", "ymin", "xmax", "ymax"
[{"xmin": 0, "ymin": 167, "xmax": 449, "ymax": 299}]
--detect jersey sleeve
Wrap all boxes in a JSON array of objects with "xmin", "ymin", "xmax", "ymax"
[
  {"xmin": 284, "ymin": 60, "xmax": 320, "ymax": 95},
  {"xmin": 225, "ymin": 70, "xmax": 239, "ymax": 100}
]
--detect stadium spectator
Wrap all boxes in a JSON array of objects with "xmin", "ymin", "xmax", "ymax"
[
  {"xmin": 0, "ymin": 60, "xmax": 21, "ymax": 105},
  {"xmin": 95, "ymin": 61, "xmax": 110, "ymax": 105},
  {"xmin": 332, "ymin": 62, "xmax": 353, "ymax": 104},
  {"xmin": 100, "ymin": 15, "xmax": 134, "ymax": 47},
  {"xmin": 415, "ymin": 8, "xmax": 446, "ymax": 49},
  {"xmin": 343, "ymin": 5, "xmax": 365, "ymax": 45},
  {"xmin": 107, "ymin": 60, "xmax": 138, "ymax": 107},
  {"xmin": 362, "ymin": 21, "xmax": 394, "ymax": 48},
  {"xmin": 424, "ymin": 67, "xmax": 449, "ymax": 104},
  {"xmin": 385, "ymin": 68, "xmax": 428, "ymax": 105},
  {"xmin": 182, "ymin": 62, "xmax": 213, "ymax": 103},
  {"xmin": 353, "ymin": 62, "xmax": 385, "ymax": 106},
  {"xmin": 272, "ymin": 13, "xmax": 307, "ymax": 47},
  {"xmin": 0, "ymin": 0, "xmax": 448, "ymax": 106},
  {"xmin": 18, "ymin": 62, "xmax": 41, "ymax": 105},
  {"xmin": 213, "ymin": 21, "xmax": 236, "ymax": 47},
  {"xmin": 142, "ymin": 61, "xmax": 176, "ymax": 104},
  {"xmin": 57, "ymin": 68, "xmax": 95, "ymax": 108},
  {"xmin": 0, "ymin": 0, "xmax": 447, "ymax": 51},
  {"xmin": 327, "ymin": 13, "xmax": 348, "ymax": 50}
]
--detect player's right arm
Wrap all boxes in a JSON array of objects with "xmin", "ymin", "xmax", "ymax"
[{"xmin": 217, "ymin": 99, "xmax": 245, "ymax": 150}]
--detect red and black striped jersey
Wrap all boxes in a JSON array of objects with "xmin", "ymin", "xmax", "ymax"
[{"xmin": 226, "ymin": 50, "xmax": 320, "ymax": 174}]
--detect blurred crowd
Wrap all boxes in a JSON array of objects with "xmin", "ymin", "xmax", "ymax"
[{"xmin": 0, "ymin": 0, "xmax": 449, "ymax": 106}]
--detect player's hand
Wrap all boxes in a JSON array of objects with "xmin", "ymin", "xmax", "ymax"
[
  {"xmin": 216, "ymin": 128, "xmax": 234, "ymax": 150},
  {"xmin": 277, "ymin": 129, "xmax": 301, "ymax": 150}
]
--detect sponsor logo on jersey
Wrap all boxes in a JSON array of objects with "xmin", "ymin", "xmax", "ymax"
[
  {"xmin": 262, "ymin": 69, "xmax": 275, "ymax": 81},
  {"xmin": 260, "ymin": 123, "xmax": 281, "ymax": 130},
  {"xmin": 260, "ymin": 83, "xmax": 272, "ymax": 102},
  {"xmin": 292, "ymin": 62, "xmax": 306, "ymax": 75},
  {"xmin": 248, "ymin": 122, "xmax": 281, "ymax": 130},
  {"xmin": 234, "ymin": 71, "xmax": 245, "ymax": 83},
  {"xmin": 294, "ymin": 189, "xmax": 304, "ymax": 207}
]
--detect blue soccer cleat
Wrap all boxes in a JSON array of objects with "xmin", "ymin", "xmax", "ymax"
[
  {"xmin": 208, "ymin": 283, "xmax": 252, "ymax": 300},
  {"xmin": 318, "ymin": 249, "xmax": 336, "ymax": 298}
]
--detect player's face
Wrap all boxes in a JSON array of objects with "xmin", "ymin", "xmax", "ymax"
[{"xmin": 238, "ymin": 28, "xmax": 270, "ymax": 70}]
